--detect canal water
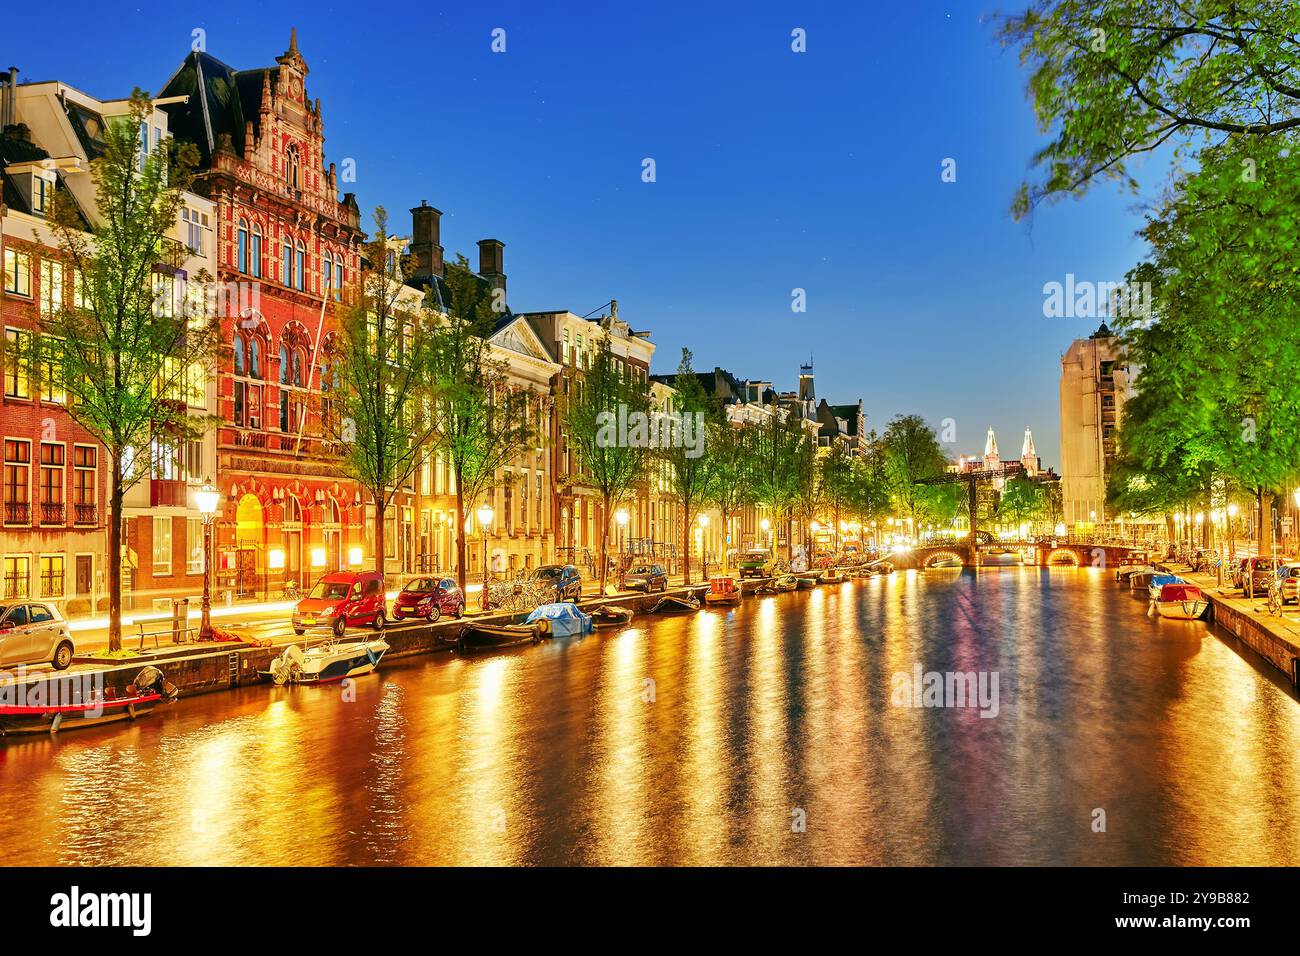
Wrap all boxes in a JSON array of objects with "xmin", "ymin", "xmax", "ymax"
[{"xmin": 2, "ymin": 568, "xmax": 1298, "ymax": 866}]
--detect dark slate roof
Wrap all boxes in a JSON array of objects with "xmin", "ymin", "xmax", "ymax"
[
  {"xmin": 0, "ymin": 129, "xmax": 92, "ymax": 229},
  {"xmin": 829, "ymin": 402, "xmax": 862, "ymax": 434},
  {"xmin": 158, "ymin": 51, "xmax": 268, "ymax": 163}
]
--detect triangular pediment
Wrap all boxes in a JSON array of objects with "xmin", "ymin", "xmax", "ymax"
[{"xmin": 490, "ymin": 316, "xmax": 552, "ymax": 363}]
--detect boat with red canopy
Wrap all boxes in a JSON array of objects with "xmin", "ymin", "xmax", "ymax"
[{"xmin": 1153, "ymin": 583, "xmax": 1209, "ymax": 620}]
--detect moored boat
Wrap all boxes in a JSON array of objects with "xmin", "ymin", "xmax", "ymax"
[
  {"xmin": 1116, "ymin": 564, "xmax": 1154, "ymax": 583},
  {"xmin": 757, "ymin": 574, "xmax": 798, "ymax": 594},
  {"xmin": 1147, "ymin": 573, "xmax": 1184, "ymax": 602},
  {"xmin": 1153, "ymin": 583, "xmax": 1209, "ymax": 620},
  {"xmin": 0, "ymin": 667, "xmax": 178, "ymax": 736},
  {"xmin": 703, "ymin": 576, "xmax": 742, "ymax": 606},
  {"xmin": 589, "ymin": 604, "xmax": 634, "ymax": 628},
  {"xmin": 525, "ymin": 602, "xmax": 593, "ymax": 638},
  {"xmin": 457, "ymin": 623, "xmax": 539, "ymax": 652},
  {"xmin": 650, "ymin": 593, "xmax": 701, "ymax": 613},
  {"xmin": 819, "ymin": 568, "xmax": 846, "ymax": 583},
  {"xmin": 795, "ymin": 575, "xmax": 818, "ymax": 589},
  {"xmin": 267, "ymin": 638, "xmax": 390, "ymax": 684},
  {"xmin": 1129, "ymin": 570, "xmax": 1157, "ymax": 592}
]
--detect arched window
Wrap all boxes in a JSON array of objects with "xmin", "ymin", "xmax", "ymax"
[
  {"xmin": 233, "ymin": 334, "xmax": 246, "ymax": 375},
  {"xmin": 283, "ymin": 237, "xmax": 293, "ymax": 288},
  {"xmin": 250, "ymin": 337, "xmax": 263, "ymax": 379},
  {"xmin": 295, "ymin": 241, "xmax": 305, "ymax": 292},
  {"xmin": 286, "ymin": 145, "xmax": 300, "ymax": 190},
  {"xmin": 251, "ymin": 224, "xmax": 262, "ymax": 278},
  {"xmin": 279, "ymin": 344, "xmax": 289, "ymax": 385},
  {"xmin": 334, "ymin": 259, "xmax": 343, "ymax": 302},
  {"xmin": 323, "ymin": 251, "xmax": 332, "ymax": 295},
  {"xmin": 237, "ymin": 219, "xmax": 248, "ymax": 273}
]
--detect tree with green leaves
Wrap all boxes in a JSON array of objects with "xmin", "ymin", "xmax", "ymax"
[
  {"xmin": 30, "ymin": 92, "xmax": 220, "ymax": 651},
  {"xmin": 751, "ymin": 402, "xmax": 806, "ymax": 562},
  {"xmin": 1112, "ymin": 133, "xmax": 1300, "ymax": 555},
  {"xmin": 326, "ymin": 208, "xmax": 440, "ymax": 574},
  {"xmin": 655, "ymin": 349, "xmax": 720, "ymax": 585},
  {"xmin": 564, "ymin": 334, "xmax": 652, "ymax": 594},
  {"xmin": 880, "ymin": 414, "xmax": 948, "ymax": 529},
  {"xmin": 999, "ymin": 1, "xmax": 1300, "ymax": 218},
  {"xmin": 818, "ymin": 441, "xmax": 854, "ymax": 553},
  {"xmin": 427, "ymin": 255, "xmax": 535, "ymax": 593},
  {"xmin": 997, "ymin": 477, "xmax": 1045, "ymax": 535},
  {"xmin": 705, "ymin": 416, "xmax": 757, "ymax": 571}
]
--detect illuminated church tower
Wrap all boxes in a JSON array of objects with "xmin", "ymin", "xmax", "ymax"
[
  {"xmin": 1021, "ymin": 428, "xmax": 1040, "ymax": 476},
  {"xmin": 983, "ymin": 426, "xmax": 1000, "ymax": 472}
]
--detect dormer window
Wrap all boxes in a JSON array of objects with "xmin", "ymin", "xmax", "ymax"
[{"xmin": 32, "ymin": 174, "xmax": 51, "ymax": 215}]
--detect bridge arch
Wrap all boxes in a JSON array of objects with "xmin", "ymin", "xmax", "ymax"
[
  {"xmin": 923, "ymin": 550, "xmax": 966, "ymax": 569},
  {"xmin": 1046, "ymin": 548, "xmax": 1081, "ymax": 567}
]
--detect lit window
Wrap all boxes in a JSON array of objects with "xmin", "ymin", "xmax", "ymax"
[
  {"xmin": 39, "ymin": 554, "xmax": 64, "ymax": 598},
  {"xmin": 152, "ymin": 515, "xmax": 172, "ymax": 575},
  {"xmin": 3, "ymin": 248, "xmax": 32, "ymax": 296},
  {"xmin": 237, "ymin": 218, "xmax": 248, "ymax": 271},
  {"xmin": 4, "ymin": 329, "xmax": 31, "ymax": 399},
  {"xmin": 39, "ymin": 260, "xmax": 63, "ymax": 315}
]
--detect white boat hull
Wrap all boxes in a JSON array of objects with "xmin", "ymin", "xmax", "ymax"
[
  {"xmin": 268, "ymin": 639, "xmax": 389, "ymax": 684},
  {"xmin": 1154, "ymin": 600, "xmax": 1208, "ymax": 621}
]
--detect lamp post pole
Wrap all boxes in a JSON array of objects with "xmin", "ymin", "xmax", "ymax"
[
  {"xmin": 195, "ymin": 483, "xmax": 221, "ymax": 641},
  {"xmin": 477, "ymin": 503, "xmax": 494, "ymax": 613}
]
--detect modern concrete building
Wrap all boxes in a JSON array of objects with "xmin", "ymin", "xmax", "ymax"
[{"xmin": 1059, "ymin": 323, "xmax": 1130, "ymax": 529}]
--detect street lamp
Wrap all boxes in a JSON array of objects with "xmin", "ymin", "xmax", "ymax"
[
  {"xmin": 615, "ymin": 508, "xmax": 629, "ymax": 590},
  {"xmin": 477, "ymin": 502, "xmax": 494, "ymax": 612},
  {"xmin": 194, "ymin": 482, "xmax": 220, "ymax": 641},
  {"xmin": 697, "ymin": 513, "xmax": 710, "ymax": 580}
]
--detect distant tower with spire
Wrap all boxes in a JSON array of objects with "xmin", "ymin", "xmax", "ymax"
[
  {"xmin": 1021, "ymin": 428, "xmax": 1040, "ymax": 476},
  {"xmin": 983, "ymin": 426, "xmax": 1000, "ymax": 472}
]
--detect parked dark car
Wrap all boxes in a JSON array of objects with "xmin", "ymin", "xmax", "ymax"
[
  {"xmin": 624, "ymin": 563, "xmax": 668, "ymax": 592},
  {"xmin": 531, "ymin": 564, "xmax": 583, "ymax": 602},
  {"xmin": 293, "ymin": 570, "xmax": 387, "ymax": 636},
  {"xmin": 393, "ymin": 577, "xmax": 465, "ymax": 622}
]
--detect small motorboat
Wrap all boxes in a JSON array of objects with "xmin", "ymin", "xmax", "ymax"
[
  {"xmin": 1153, "ymin": 582, "xmax": 1209, "ymax": 620},
  {"xmin": 819, "ymin": 569, "xmax": 846, "ymax": 583},
  {"xmin": 457, "ymin": 623, "xmax": 539, "ymax": 652},
  {"xmin": 795, "ymin": 575, "xmax": 818, "ymax": 589},
  {"xmin": 526, "ymin": 603, "xmax": 593, "ymax": 638},
  {"xmin": 589, "ymin": 604, "xmax": 634, "ymax": 629},
  {"xmin": 0, "ymin": 667, "xmax": 178, "ymax": 736},
  {"xmin": 703, "ymin": 576, "xmax": 742, "ymax": 606},
  {"xmin": 1147, "ymin": 573, "xmax": 1184, "ymax": 602},
  {"xmin": 267, "ymin": 638, "xmax": 389, "ymax": 684},
  {"xmin": 757, "ymin": 574, "xmax": 798, "ymax": 594},
  {"xmin": 650, "ymin": 593, "xmax": 701, "ymax": 613},
  {"xmin": 1115, "ymin": 564, "xmax": 1154, "ymax": 583},
  {"xmin": 1129, "ymin": 570, "xmax": 1157, "ymax": 593}
]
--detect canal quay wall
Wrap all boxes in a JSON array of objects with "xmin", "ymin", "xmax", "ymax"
[
  {"xmin": 1, "ymin": 583, "xmax": 718, "ymax": 706},
  {"xmin": 1156, "ymin": 563, "xmax": 1300, "ymax": 687}
]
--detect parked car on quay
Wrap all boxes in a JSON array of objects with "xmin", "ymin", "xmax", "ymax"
[
  {"xmin": 1238, "ymin": 556, "xmax": 1284, "ymax": 597},
  {"xmin": 530, "ymin": 564, "xmax": 584, "ymax": 602},
  {"xmin": 623, "ymin": 563, "xmax": 669, "ymax": 592},
  {"xmin": 293, "ymin": 570, "xmax": 388, "ymax": 636},
  {"xmin": 0, "ymin": 602, "xmax": 75, "ymax": 670},
  {"xmin": 1272, "ymin": 562, "xmax": 1300, "ymax": 605},
  {"xmin": 393, "ymin": 577, "xmax": 465, "ymax": 622},
  {"xmin": 737, "ymin": 549, "xmax": 777, "ymax": 579}
]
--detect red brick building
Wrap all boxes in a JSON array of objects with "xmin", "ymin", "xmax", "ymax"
[
  {"xmin": 1, "ymin": 121, "xmax": 107, "ymax": 613},
  {"xmin": 159, "ymin": 32, "xmax": 369, "ymax": 599}
]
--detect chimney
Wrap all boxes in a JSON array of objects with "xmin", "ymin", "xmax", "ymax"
[
  {"xmin": 477, "ymin": 238, "xmax": 505, "ymax": 298},
  {"xmin": 409, "ymin": 200, "xmax": 443, "ymax": 277},
  {"xmin": 1, "ymin": 67, "xmax": 17, "ymax": 129}
]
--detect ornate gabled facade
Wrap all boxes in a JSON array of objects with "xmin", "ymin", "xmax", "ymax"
[{"xmin": 160, "ymin": 32, "xmax": 366, "ymax": 596}]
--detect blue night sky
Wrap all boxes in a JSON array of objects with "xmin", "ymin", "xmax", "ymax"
[{"xmin": 4, "ymin": 0, "xmax": 1168, "ymax": 467}]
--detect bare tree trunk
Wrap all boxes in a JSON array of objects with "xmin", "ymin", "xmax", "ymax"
[
  {"xmin": 454, "ymin": 471, "xmax": 467, "ymax": 593},
  {"xmin": 720, "ymin": 507, "xmax": 730, "ymax": 574},
  {"xmin": 600, "ymin": 493, "xmax": 611, "ymax": 594},
  {"xmin": 107, "ymin": 460, "xmax": 124, "ymax": 653},
  {"xmin": 374, "ymin": 495, "xmax": 386, "ymax": 579},
  {"xmin": 682, "ymin": 505, "xmax": 693, "ymax": 586},
  {"xmin": 1258, "ymin": 488, "xmax": 1274, "ymax": 557}
]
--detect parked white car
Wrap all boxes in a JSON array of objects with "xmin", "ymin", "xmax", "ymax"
[{"xmin": 0, "ymin": 603, "xmax": 75, "ymax": 669}]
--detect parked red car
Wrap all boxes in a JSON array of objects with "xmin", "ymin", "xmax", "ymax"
[
  {"xmin": 293, "ymin": 570, "xmax": 387, "ymax": 637},
  {"xmin": 393, "ymin": 577, "xmax": 465, "ymax": 622}
]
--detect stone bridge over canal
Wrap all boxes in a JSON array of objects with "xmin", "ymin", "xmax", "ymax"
[{"xmin": 896, "ymin": 542, "xmax": 1141, "ymax": 571}]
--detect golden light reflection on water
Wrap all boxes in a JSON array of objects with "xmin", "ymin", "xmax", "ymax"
[{"xmin": 0, "ymin": 572, "xmax": 1297, "ymax": 866}]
